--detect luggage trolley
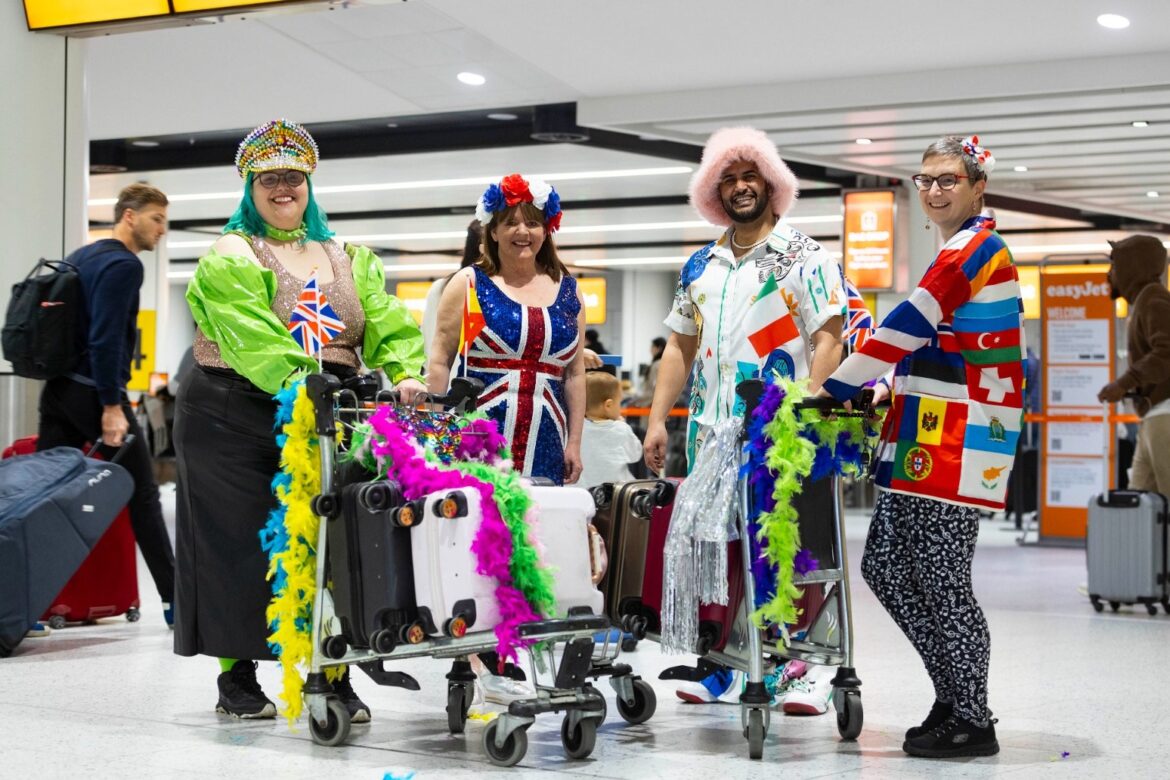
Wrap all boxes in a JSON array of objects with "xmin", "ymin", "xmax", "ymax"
[
  {"xmin": 640, "ymin": 381, "xmax": 875, "ymax": 759},
  {"xmin": 296, "ymin": 372, "xmax": 648, "ymax": 766}
]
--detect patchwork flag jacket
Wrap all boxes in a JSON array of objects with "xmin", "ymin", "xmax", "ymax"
[{"xmin": 823, "ymin": 213, "xmax": 1025, "ymax": 510}]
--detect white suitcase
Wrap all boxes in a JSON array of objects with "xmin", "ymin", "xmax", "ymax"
[
  {"xmin": 527, "ymin": 485, "xmax": 605, "ymax": 618},
  {"xmin": 410, "ymin": 487, "xmax": 500, "ymax": 638}
]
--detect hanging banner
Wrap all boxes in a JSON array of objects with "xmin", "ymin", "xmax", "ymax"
[
  {"xmin": 842, "ymin": 190, "xmax": 895, "ymax": 290},
  {"xmin": 1038, "ymin": 266, "xmax": 1114, "ymax": 540}
]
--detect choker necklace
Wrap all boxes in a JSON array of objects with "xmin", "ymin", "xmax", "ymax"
[
  {"xmin": 730, "ymin": 230, "xmax": 768, "ymax": 251},
  {"xmin": 264, "ymin": 222, "xmax": 307, "ymax": 243}
]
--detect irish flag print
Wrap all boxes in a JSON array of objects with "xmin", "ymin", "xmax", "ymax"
[{"xmin": 745, "ymin": 272, "xmax": 799, "ymax": 358}]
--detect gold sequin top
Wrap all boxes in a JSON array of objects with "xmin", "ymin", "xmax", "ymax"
[{"xmin": 194, "ymin": 237, "xmax": 365, "ymax": 370}]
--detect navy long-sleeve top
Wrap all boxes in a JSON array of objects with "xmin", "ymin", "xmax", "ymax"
[{"xmin": 69, "ymin": 239, "xmax": 143, "ymax": 405}]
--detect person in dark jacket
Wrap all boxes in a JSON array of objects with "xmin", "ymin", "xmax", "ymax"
[
  {"xmin": 1098, "ymin": 235, "xmax": 1170, "ymax": 494},
  {"xmin": 36, "ymin": 183, "xmax": 176, "ymax": 626}
]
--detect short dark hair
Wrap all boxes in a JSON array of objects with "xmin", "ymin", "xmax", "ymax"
[
  {"xmin": 651, "ymin": 337, "xmax": 667, "ymax": 349},
  {"xmin": 461, "ymin": 219, "xmax": 484, "ymax": 268},
  {"xmin": 114, "ymin": 183, "xmax": 168, "ymax": 224}
]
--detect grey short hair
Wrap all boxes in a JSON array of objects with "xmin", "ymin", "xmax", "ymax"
[{"xmin": 922, "ymin": 137, "xmax": 988, "ymax": 183}]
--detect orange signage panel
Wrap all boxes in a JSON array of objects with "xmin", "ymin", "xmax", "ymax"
[
  {"xmin": 394, "ymin": 281, "xmax": 433, "ymax": 326},
  {"xmin": 579, "ymin": 277, "xmax": 607, "ymax": 325},
  {"xmin": 842, "ymin": 190, "xmax": 895, "ymax": 290},
  {"xmin": 173, "ymin": 0, "xmax": 291, "ymax": 10}
]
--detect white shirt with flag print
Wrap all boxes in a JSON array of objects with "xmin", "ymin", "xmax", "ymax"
[{"xmin": 665, "ymin": 222, "xmax": 846, "ymax": 429}]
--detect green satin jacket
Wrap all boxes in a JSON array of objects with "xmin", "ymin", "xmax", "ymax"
[{"xmin": 186, "ymin": 242, "xmax": 424, "ymax": 395}]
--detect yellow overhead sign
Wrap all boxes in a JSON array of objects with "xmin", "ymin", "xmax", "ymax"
[
  {"xmin": 578, "ymin": 277, "xmax": 607, "ymax": 325},
  {"xmin": 25, "ymin": 0, "xmax": 307, "ymax": 31}
]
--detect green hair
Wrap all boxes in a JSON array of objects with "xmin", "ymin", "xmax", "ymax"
[{"xmin": 223, "ymin": 173, "xmax": 334, "ymax": 241}]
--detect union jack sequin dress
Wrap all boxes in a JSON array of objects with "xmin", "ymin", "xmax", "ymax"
[{"xmin": 457, "ymin": 267, "xmax": 580, "ymax": 484}]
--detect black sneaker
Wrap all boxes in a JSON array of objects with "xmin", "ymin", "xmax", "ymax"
[
  {"xmin": 215, "ymin": 661, "xmax": 277, "ymax": 719},
  {"xmin": 905, "ymin": 699, "xmax": 953, "ymax": 741},
  {"xmin": 332, "ymin": 670, "xmax": 371, "ymax": 723},
  {"xmin": 903, "ymin": 715, "xmax": 999, "ymax": 758}
]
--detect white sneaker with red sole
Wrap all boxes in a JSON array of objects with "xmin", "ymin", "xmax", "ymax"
[{"xmin": 779, "ymin": 667, "xmax": 834, "ymax": 715}]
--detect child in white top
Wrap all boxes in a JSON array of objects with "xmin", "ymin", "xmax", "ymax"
[{"xmin": 579, "ymin": 371, "xmax": 644, "ymax": 489}]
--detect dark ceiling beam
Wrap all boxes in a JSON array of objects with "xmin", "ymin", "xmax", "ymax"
[{"xmin": 985, "ymin": 192, "xmax": 1170, "ymax": 232}]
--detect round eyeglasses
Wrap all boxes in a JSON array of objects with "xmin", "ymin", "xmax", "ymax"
[
  {"xmin": 254, "ymin": 170, "xmax": 307, "ymax": 189},
  {"xmin": 911, "ymin": 173, "xmax": 969, "ymax": 191}
]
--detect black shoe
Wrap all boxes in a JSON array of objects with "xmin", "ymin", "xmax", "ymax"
[
  {"xmin": 905, "ymin": 699, "xmax": 953, "ymax": 741},
  {"xmin": 332, "ymin": 670, "xmax": 371, "ymax": 723},
  {"xmin": 903, "ymin": 715, "xmax": 999, "ymax": 758},
  {"xmin": 216, "ymin": 661, "xmax": 277, "ymax": 719}
]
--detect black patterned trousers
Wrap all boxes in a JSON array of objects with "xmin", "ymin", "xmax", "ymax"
[{"xmin": 861, "ymin": 490, "xmax": 990, "ymax": 724}]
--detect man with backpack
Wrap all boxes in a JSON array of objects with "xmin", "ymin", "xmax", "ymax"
[{"xmin": 36, "ymin": 183, "xmax": 176, "ymax": 627}]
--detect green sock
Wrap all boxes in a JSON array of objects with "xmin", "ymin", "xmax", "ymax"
[{"xmin": 219, "ymin": 657, "xmax": 238, "ymax": 673}]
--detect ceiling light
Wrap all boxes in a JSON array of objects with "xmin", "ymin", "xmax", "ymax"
[
  {"xmin": 167, "ymin": 270, "xmax": 195, "ymax": 279},
  {"xmin": 385, "ymin": 122, "xmax": 398, "ymax": 128},
  {"xmin": 1097, "ymin": 13, "xmax": 1130, "ymax": 29},
  {"xmin": 457, "ymin": 71, "xmax": 486, "ymax": 86},
  {"xmin": 1007, "ymin": 241, "xmax": 1170, "ymax": 256},
  {"xmin": 131, "ymin": 140, "xmax": 160, "ymax": 147},
  {"xmin": 854, "ymin": 138, "xmax": 872, "ymax": 145},
  {"xmin": 1148, "ymin": 191, "xmax": 1161, "ymax": 198},
  {"xmin": 1132, "ymin": 120, "xmax": 1150, "ymax": 128},
  {"xmin": 487, "ymin": 113, "xmax": 517, "ymax": 121},
  {"xmin": 384, "ymin": 263, "xmax": 461, "ymax": 274},
  {"xmin": 1013, "ymin": 165, "xmax": 1029, "ymax": 172}
]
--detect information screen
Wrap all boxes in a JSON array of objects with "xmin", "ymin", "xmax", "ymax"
[
  {"xmin": 842, "ymin": 190, "xmax": 895, "ymax": 290},
  {"xmin": 25, "ymin": 0, "xmax": 302, "ymax": 31}
]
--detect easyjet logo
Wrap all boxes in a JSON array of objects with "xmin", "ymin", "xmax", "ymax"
[{"xmin": 1045, "ymin": 282, "xmax": 1108, "ymax": 300}]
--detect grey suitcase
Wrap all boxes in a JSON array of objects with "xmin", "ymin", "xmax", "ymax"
[
  {"xmin": 0, "ymin": 446, "xmax": 134, "ymax": 656},
  {"xmin": 1086, "ymin": 490, "xmax": 1169, "ymax": 615}
]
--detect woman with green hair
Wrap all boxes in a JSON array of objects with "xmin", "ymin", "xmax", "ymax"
[{"xmin": 173, "ymin": 119, "xmax": 425, "ymax": 722}]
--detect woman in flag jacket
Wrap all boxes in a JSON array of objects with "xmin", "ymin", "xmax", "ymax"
[
  {"xmin": 173, "ymin": 120, "xmax": 424, "ymax": 722},
  {"xmin": 819, "ymin": 136, "xmax": 1024, "ymax": 759}
]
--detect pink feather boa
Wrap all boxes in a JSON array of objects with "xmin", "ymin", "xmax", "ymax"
[{"xmin": 368, "ymin": 408, "xmax": 539, "ymax": 666}]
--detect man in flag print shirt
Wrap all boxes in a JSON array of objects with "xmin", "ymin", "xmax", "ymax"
[{"xmin": 643, "ymin": 127, "xmax": 845, "ymax": 712}]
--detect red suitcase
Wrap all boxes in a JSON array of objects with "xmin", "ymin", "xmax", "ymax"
[{"xmin": 4, "ymin": 437, "xmax": 141, "ymax": 627}]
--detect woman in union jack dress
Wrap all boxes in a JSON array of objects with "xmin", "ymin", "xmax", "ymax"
[{"xmin": 428, "ymin": 173, "xmax": 586, "ymax": 487}]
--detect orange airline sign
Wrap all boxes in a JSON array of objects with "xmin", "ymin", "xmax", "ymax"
[{"xmin": 843, "ymin": 190, "xmax": 895, "ymax": 290}]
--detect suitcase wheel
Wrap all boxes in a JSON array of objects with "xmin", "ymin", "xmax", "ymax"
[
  {"xmin": 322, "ymin": 634, "xmax": 349, "ymax": 659},
  {"xmin": 392, "ymin": 501, "xmax": 422, "ymax": 528},
  {"xmin": 1090, "ymin": 597, "xmax": 1104, "ymax": 613},
  {"xmin": 48, "ymin": 615, "xmax": 67, "ymax": 630},
  {"xmin": 444, "ymin": 615, "xmax": 469, "ymax": 638},
  {"xmin": 358, "ymin": 482, "xmax": 394, "ymax": 512},
  {"xmin": 370, "ymin": 629, "xmax": 397, "ymax": 654},
  {"xmin": 1147, "ymin": 603, "xmax": 1159, "ymax": 617},
  {"xmin": 401, "ymin": 622, "xmax": 426, "ymax": 645},
  {"xmin": 126, "ymin": 607, "xmax": 140, "ymax": 623},
  {"xmin": 436, "ymin": 492, "xmax": 468, "ymax": 519},
  {"xmin": 1110, "ymin": 601, "xmax": 1120, "ymax": 612}
]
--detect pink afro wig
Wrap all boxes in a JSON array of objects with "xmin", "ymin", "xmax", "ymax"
[{"xmin": 688, "ymin": 127, "xmax": 799, "ymax": 228}]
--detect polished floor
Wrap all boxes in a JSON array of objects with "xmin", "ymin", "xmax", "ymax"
[{"xmin": 4, "ymin": 503, "xmax": 1167, "ymax": 779}]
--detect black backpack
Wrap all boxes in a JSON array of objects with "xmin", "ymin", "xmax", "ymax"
[{"xmin": 2, "ymin": 259, "xmax": 82, "ymax": 380}]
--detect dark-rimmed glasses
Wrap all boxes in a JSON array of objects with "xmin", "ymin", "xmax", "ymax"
[
  {"xmin": 911, "ymin": 173, "xmax": 969, "ymax": 191},
  {"xmin": 255, "ymin": 170, "xmax": 307, "ymax": 189}
]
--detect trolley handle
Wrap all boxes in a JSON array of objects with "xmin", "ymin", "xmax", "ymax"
[{"xmin": 381, "ymin": 376, "xmax": 486, "ymax": 414}]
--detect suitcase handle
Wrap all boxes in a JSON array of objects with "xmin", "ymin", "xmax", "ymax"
[{"xmin": 85, "ymin": 434, "xmax": 136, "ymax": 465}]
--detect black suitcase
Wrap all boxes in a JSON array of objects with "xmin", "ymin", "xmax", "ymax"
[
  {"xmin": 326, "ymin": 460, "xmax": 425, "ymax": 655},
  {"xmin": 0, "ymin": 446, "xmax": 133, "ymax": 656}
]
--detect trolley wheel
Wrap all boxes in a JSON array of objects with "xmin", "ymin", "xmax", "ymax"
[
  {"xmin": 621, "ymin": 636, "xmax": 639, "ymax": 653},
  {"xmin": 745, "ymin": 708, "xmax": 765, "ymax": 760},
  {"xmin": 48, "ymin": 615, "xmax": 67, "ymax": 630},
  {"xmin": 561, "ymin": 714, "xmax": 598, "ymax": 760},
  {"xmin": 444, "ymin": 614, "xmax": 468, "ymax": 638},
  {"xmin": 371, "ymin": 628, "xmax": 397, "ymax": 655},
  {"xmin": 125, "ymin": 607, "xmax": 140, "ymax": 623},
  {"xmin": 400, "ymin": 621, "xmax": 426, "ymax": 645},
  {"xmin": 836, "ymin": 689, "xmax": 863, "ymax": 741},
  {"xmin": 616, "ymin": 678, "xmax": 656, "ymax": 725},
  {"xmin": 583, "ymin": 683, "xmax": 607, "ymax": 724},
  {"xmin": 1147, "ymin": 603, "xmax": 1159, "ymax": 617},
  {"xmin": 446, "ymin": 683, "xmax": 471, "ymax": 734},
  {"xmin": 1091, "ymin": 597, "xmax": 1104, "ymax": 613},
  {"xmin": 483, "ymin": 720, "xmax": 527, "ymax": 767},
  {"xmin": 1110, "ymin": 601, "xmax": 1121, "ymax": 612},
  {"xmin": 309, "ymin": 698, "xmax": 351, "ymax": 747}
]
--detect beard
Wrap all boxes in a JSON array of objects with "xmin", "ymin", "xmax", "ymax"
[{"xmin": 721, "ymin": 190, "xmax": 769, "ymax": 224}]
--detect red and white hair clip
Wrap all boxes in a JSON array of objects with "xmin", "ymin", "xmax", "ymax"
[{"xmin": 962, "ymin": 135, "xmax": 996, "ymax": 173}]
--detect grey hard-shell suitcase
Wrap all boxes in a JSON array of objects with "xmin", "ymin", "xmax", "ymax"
[
  {"xmin": 0, "ymin": 446, "xmax": 134, "ymax": 656},
  {"xmin": 1086, "ymin": 490, "xmax": 1169, "ymax": 615}
]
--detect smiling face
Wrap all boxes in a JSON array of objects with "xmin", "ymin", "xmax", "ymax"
[
  {"xmin": 251, "ymin": 168, "xmax": 309, "ymax": 230},
  {"xmin": 490, "ymin": 203, "xmax": 546, "ymax": 267},
  {"xmin": 918, "ymin": 154, "xmax": 986, "ymax": 238},
  {"xmin": 718, "ymin": 160, "xmax": 770, "ymax": 224}
]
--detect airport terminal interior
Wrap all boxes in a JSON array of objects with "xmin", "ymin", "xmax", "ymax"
[{"xmin": 3, "ymin": 1, "xmax": 1170, "ymax": 778}]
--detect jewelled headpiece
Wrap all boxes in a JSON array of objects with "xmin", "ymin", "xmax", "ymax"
[
  {"xmin": 475, "ymin": 174, "xmax": 563, "ymax": 232},
  {"xmin": 235, "ymin": 119, "xmax": 319, "ymax": 179},
  {"xmin": 961, "ymin": 135, "xmax": 995, "ymax": 173}
]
